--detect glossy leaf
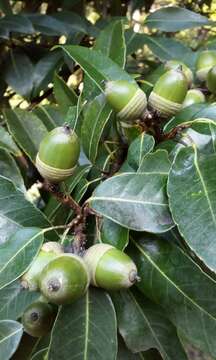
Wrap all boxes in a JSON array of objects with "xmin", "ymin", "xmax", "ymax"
[
  {"xmin": 0, "ymin": 176, "xmax": 54, "ymax": 243},
  {"xmin": 0, "ymin": 320, "xmax": 23, "ymax": 360},
  {"xmin": 47, "ymin": 288, "xmax": 117, "ymax": 360},
  {"xmin": 138, "ymin": 149, "xmax": 170, "ymax": 174},
  {"xmin": 130, "ymin": 233, "xmax": 216, "ymax": 358},
  {"xmin": 0, "ymin": 126, "xmax": 21, "ymax": 156},
  {"xmin": 90, "ymin": 172, "xmax": 174, "ymax": 233},
  {"xmin": 0, "ymin": 227, "xmax": 44, "ymax": 290},
  {"xmin": 4, "ymin": 109, "xmax": 48, "ymax": 162},
  {"xmin": 0, "ymin": 149, "xmax": 25, "ymax": 191},
  {"xmin": 0, "ymin": 281, "xmax": 39, "ymax": 321},
  {"xmin": 100, "ymin": 218, "xmax": 129, "ymax": 250},
  {"xmin": 127, "ymin": 133, "xmax": 155, "ymax": 170},
  {"xmin": 112, "ymin": 290, "xmax": 187, "ymax": 359},
  {"xmin": 145, "ymin": 7, "xmax": 210, "ymax": 31},
  {"xmin": 54, "ymin": 73, "xmax": 77, "ymax": 114},
  {"xmin": 81, "ymin": 94, "xmax": 112, "ymax": 162},
  {"xmin": 168, "ymin": 145, "xmax": 216, "ymax": 271}
]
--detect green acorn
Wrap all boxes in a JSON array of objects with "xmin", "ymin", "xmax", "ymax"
[
  {"xmin": 36, "ymin": 125, "xmax": 80, "ymax": 183},
  {"xmin": 148, "ymin": 69, "xmax": 188, "ymax": 118},
  {"xmin": 182, "ymin": 89, "xmax": 205, "ymax": 108},
  {"xmin": 195, "ymin": 50, "xmax": 216, "ymax": 81},
  {"xmin": 165, "ymin": 60, "xmax": 193, "ymax": 86},
  {"xmin": 21, "ymin": 242, "xmax": 63, "ymax": 291},
  {"xmin": 207, "ymin": 65, "xmax": 216, "ymax": 94},
  {"xmin": 39, "ymin": 254, "xmax": 89, "ymax": 305},
  {"xmin": 22, "ymin": 301, "xmax": 55, "ymax": 337},
  {"xmin": 105, "ymin": 80, "xmax": 147, "ymax": 122},
  {"xmin": 83, "ymin": 244, "xmax": 138, "ymax": 291}
]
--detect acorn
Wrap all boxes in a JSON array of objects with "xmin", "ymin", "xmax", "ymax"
[
  {"xmin": 21, "ymin": 242, "xmax": 63, "ymax": 291},
  {"xmin": 22, "ymin": 301, "xmax": 55, "ymax": 337},
  {"xmin": 182, "ymin": 89, "xmax": 205, "ymax": 108},
  {"xmin": 39, "ymin": 254, "xmax": 89, "ymax": 305},
  {"xmin": 165, "ymin": 60, "xmax": 193, "ymax": 86},
  {"xmin": 83, "ymin": 244, "xmax": 138, "ymax": 291},
  {"xmin": 148, "ymin": 68, "xmax": 188, "ymax": 118},
  {"xmin": 207, "ymin": 65, "xmax": 216, "ymax": 94},
  {"xmin": 105, "ymin": 80, "xmax": 147, "ymax": 122},
  {"xmin": 36, "ymin": 125, "xmax": 80, "ymax": 183},
  {"xmin": 195, "ymin": 50, "xmax": 216, "ymax": 81}
]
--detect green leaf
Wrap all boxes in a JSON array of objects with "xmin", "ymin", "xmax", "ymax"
[
  {"xmin": 138, "ymin": 149, "xmax": 171, "ymax": 174},
  {"xmin": 164, "ymin": 103, "xmax": 216, "ymax": 132},
  {"xmin": 0, "ymin": 149, "xmax": 25, "ymax": 191},
  {"xmin": 0, "ymin": 280, "xmax": 39, "ymax": 321},
  {"xmin": 0, "ymin": 126, "xmax": 21, "ymax": 156},
  {"xmin": 127, "ymin": 133, "xmax": 155, "ymax": 170},
  {"xmin": 90, "ymin": 172, "xmax": 174, "ymax": 233},
  {"xmin": 0, "ymin": 176, "xmax": 54, "ymax": 243},
  {"xmin": 0, "ymin": 320, "xmax": 23, "ymax": 360},
  {"xmin": 4, "ymin": 109, "xmax": 48, "ymax": 162},
  {"xmin": 130, "ymin": 233, "xmax": 216, "ymax": 357},
  {"xmin": 117, "ymin": 336, "xmax": 145, "ymax": 359},
  {"xmin": 59, "ymin": 45, "xmax": 135, "ymax": 92},
  {"xmin": 0, "ymin": 227, "xmax": 44, "ymax": 290},
  {"xmin": 145, "ymin": 7, "xmax": 210, "ymax": 32},
  {"xmin": 47, "ymin": 288, "xmax": 117, "ymax": 360},
  {"xmin": 0, "ymin": 14, "xmax": 34, "ymax": 36},
  {"xmin": 54, "ymin": 73, "xmax": 77, "ymax": 115},
  {"xmin": 100, "ymin": 218, "xmax": 129, "ymax": 250},
  {"xmin": 168, "ymin": 145, "xmax": 216, "ymax": 271},
  {"xmin": 4, "ymin": 51, "xmax": 34, "ymax": 99},
  {"xmin": 112, "ymin": 290, "xmax": 187, "ymax": 359},
  {"xmin": 81, "ymin": 94, "xmax": 112, "ymax": 163},
  {"xmin": 33, "ymin": 105, "xmax": 63, "ymax": 131}
]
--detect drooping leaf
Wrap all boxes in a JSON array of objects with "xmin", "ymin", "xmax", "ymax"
[
  {"xmin": 100, "ymin": 218, "xmax": 129, "ymax": 250},
  {"xmin": 145, "ymin": 7, "xmax": 210, "ymax": 32},
  {"xmin": 47, "ymin": 288, "xmax": 117, "ymax": 360},
  {"xmin": 0, "ymin": 149, "xmax": 25, "ymax": 191},
  {"xmin": 168, "ymin": 145, "xmax": 216, "ymax": 271},
  {"xmin": 4, "ymin": 109, "xmax": 48, "ymax": 162},
  {"xmin": 81, "ymin": 94, "xmax": 112, "ymax": 163},
  {"xmin": 130, "ymin": 233, "xmax": 216, "ymax": 358},
  {"xmin": 54, "ymin": 73, "xmax": 77, "ymax": 115},
  {"xmin": 90, "ymin": 172, "xmax": 174, "ymax": 233},
  {"xmin": 127, "ymin": 133, "xmax": 155, "ymax": 170},
  {"xmin": 0, "ymin": 227, "xmax": 44, "ymax": 290},
  {"xmin": 0, "ymin": 320, "xmax": 23, "ymax": 360},
  {"xmin": 0, "ymin": 280, "xmax": 39, "ymax": 321},
  {"xmin": 112, "ymin": 289, "xmax": 187, "ymax": 359},
  {"xmin": 0, "ymin": 176, "xmax": 55, "ymax": 243},
  {"xmin": 0, "ymin": 126, "xmax": 21, "ymax": 156}
]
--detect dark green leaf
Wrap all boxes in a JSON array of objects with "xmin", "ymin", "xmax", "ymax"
[
  {"xmin": 0, "ymin": 149, "xmax": 25, "ymax": 191},
  {"xmin": 127, "ymin": 133, "xmax": 155, "ymax": 170},
  {"xmin": 54, "ymin": 73, "xmax": 77, "ymax": 115},
  {"xmin": 33, "ymin": 105, "xmax": 63, "ymax": 131},
  {"xmin": 47, "ymin": 288, "xmax": 117, "ymax": 360},
  {"xmin": 0, "ymin": 0, "xmax": 12, "ymax": 15},
  {"xmin": 145, "ymin": 7, "xmax": 210, "ymax": 31},
  {"xmin": 0, "ymin": 126, "xmax": 21, "ymax": 156},
  {"xmin": 90, "ymin": 172, "xmax": 174, "ymax": 233},
  {"xmin": 0, "ymin": 15, "xmax": 34, "ymax": 36},
  {"xmin": 100, "ymin": 218, "xmax": 129, "ymax": 250},
  {"xmin": 138, "ymin": 149, "xmax": 170, "ymax": 174},
  {"xmin": 0, "ymin": 320, "xmax": 23, "ymax": 360}
]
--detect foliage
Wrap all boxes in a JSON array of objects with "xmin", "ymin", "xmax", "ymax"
[{"xmin": 0, "ymin": 1, "xmax": 215, "ymax": 360}]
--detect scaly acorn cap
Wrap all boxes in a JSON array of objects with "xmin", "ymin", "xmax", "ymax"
[
  {"xmin": 21, "ymin": 242, "xmax": 63, "ymax": 291},
  {"xmin": 196, "ymin": 50, "xmax": 216, "ymax": 81},
  {"xmin": 39, "ymin": 254, "xmax": 89, "ymax": 305},
  {"xmin": 148, "ymin": 68, "xmax": 188, "ymax": 118},
  {"xmin": 36, "ymin": 125, "xmax": 80, "ymax": 183},
  {"xmin": 105, "ymin": 80, "xmax": 147, "ymax": 122},
  {"xmin": 22, "ymin": 301, "xmax": 55, "ymax": 338},
  {"xmin": 83, "ymin": 243, "xmax": 138, "ymax": 290},
  {"xmin": 207, "ymin": 65, "xmax": 216, "ymax": 94},
  {"xmin": 182, "ymin": 89, "xmax": 205, "ymax": 108},
  {"xmin": 165, "ymin": 60, "xmax": 193, "ymax": 86}
]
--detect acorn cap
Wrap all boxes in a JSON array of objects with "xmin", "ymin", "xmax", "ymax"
[
  {"xmin": 22, "ymin": 301, "xmax": 55, "ymax": 337},
  {"xmin": 21, "ymin": 242, "xmax": 63, "ymax": 291},
  {"xmin": 207, "ymin": 65, "xmax": 216, "ymax": 94},
  {"xmin": 148, "ymin": 69, "xmax": 188, "ymax": 117},
  {"xmin": 105, "ymin": 80, "xmax": 147, "ymax": 122},
  {"xmin": 39, "ymin": 254, "xmax": 89, "ymax": 305},
  {"xmin": 36, "ymin": 154, "xmax": 77, "ymax": 183},
  {"xmin": 165, "ymin": 60, "xmax": 193, "ymax": 86},
  {"xmin": 182, "ymin": 89, "xmax": 205, "ymax": 108},
  {"xmin": 196, "ymin": 50, "xmax": 216, "ymax": 81},
  {"xmin": 83, "ymin": 244, "xmax": 138, "ymax": 290}
]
